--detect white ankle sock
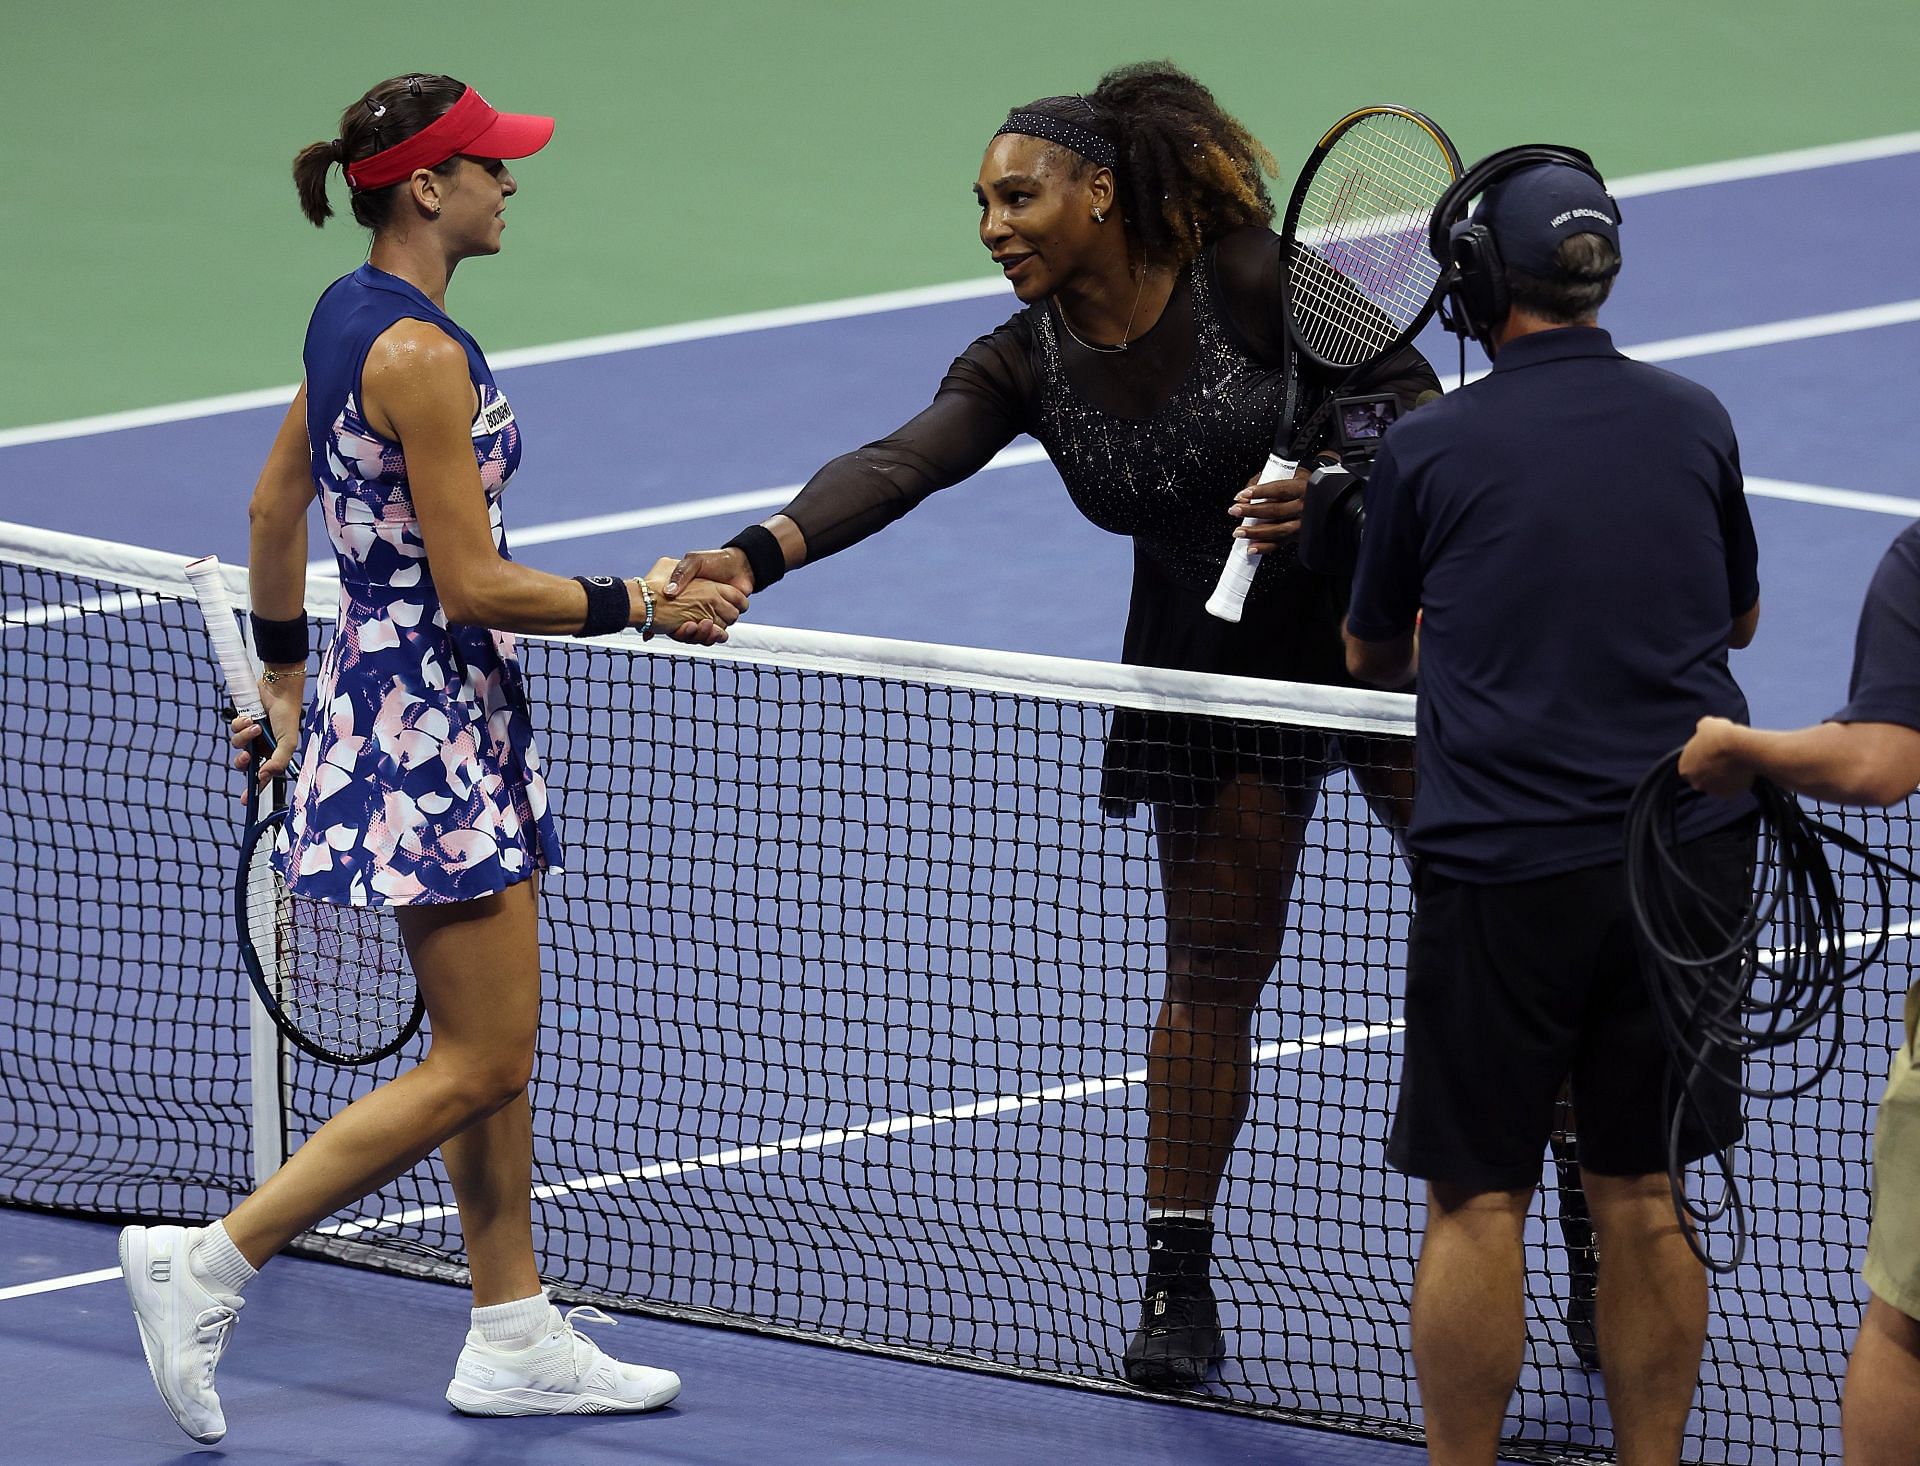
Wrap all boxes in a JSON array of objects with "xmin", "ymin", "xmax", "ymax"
[
  {"xmin": 189, "ymin": 1220, "xmax": 259, "ymax": 1295},
  {"xmin": 1146, "ymin": 1207, "xmax": 1212, "ymax": 1222},
  {"xmin": 473, "ymin": 1290, "xmax": 554, "ymax": 1349}
]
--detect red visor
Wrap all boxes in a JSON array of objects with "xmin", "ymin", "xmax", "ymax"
[{"xmin": 344, "ymin": 86, "xmax": 554, "ymax": 191}]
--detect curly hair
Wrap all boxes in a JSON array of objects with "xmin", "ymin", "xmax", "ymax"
[{"xmin": 1009, "ymin": 61, "xmax": 1277, "ymax": 266}]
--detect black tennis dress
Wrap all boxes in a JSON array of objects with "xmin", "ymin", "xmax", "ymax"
[{"xmin": 779, "ymin": 227, "xmax": 1439, "ymax": 812}]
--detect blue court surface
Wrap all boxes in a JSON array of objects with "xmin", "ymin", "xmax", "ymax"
[{"xmin": 4, "ymin": 140, "xmax": 1920, "ymax": 1464}]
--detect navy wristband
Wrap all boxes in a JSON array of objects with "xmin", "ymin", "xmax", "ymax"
[
  {"xmin": 723, "ymin": 524, "xmax": 785, "ymax": 590},
  {"xmin": 249, "ymin": 611, "xmax": 308, "ymax": 665},
  {"xmin": 573, "ymin": 575, "xmax": 630, "ymax": 637}
]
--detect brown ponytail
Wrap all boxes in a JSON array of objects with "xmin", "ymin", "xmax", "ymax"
[
  {"xmin": 290, "ymin": 74, "xmax": 467, "ymax": 232},
  {"xmin": 292, "ymin": 139, "xmax": 341, "ymax": 227}
]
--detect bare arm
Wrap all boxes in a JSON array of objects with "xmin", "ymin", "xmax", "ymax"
[
  {"xmin": 1679, "ymin": 716, "xmax": 1920, "ymax": 806},
  {"xmin": 364, "ymin": 321, "xmax": 743, "ymax": 636},
  {"xmin": 248, "ymin": 387, "xmax": 317, "ymax": 624},
  {"xmin": 236, "ymin": 387, "xmax": 320, "ymax": 784},
  {"xmin": 1730, "ymin": 597, "xmax": 1761, "ymax": 649},
  {"xmin": 368, "ymin": 324, "xmax": 611, "ymax": 632},
  {"xmin": 1343, "ymin": 620, "xmax": 1418, "ymax": 689}
]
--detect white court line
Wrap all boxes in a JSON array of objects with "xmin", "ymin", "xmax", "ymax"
[
  {"xmin": 1612, "ymin": 131, "xmax": 1920, "ymax": 198},
  {"xmin": 16, "ymin": 283, "xmax": 1913, "ymax": 629},
  {"xmin": 1629, "ymin": 299, "xmax": 1920, "ymax": 365},
  {"xmin": 0, "ymin": 279, "xmax": 1013, "ymax": 451},
  {"xmin": 490, "ymin": 468, "xmax": 1915, "ymax": 552},
  {"xmin": 2, "ymin": 588, "xmax": 149, "ymax": 631},
  {"xmin": 5, "ymin": 130, "xmax": 1920, "ymax": 452},
  {"xmin": 1760, "ymin": 920, "xmax": 1920, "ymax": 968},
  {"xmin": 13, "ymin": 919, "xmax": 1919, "ymax": 1291},
  {"xmin": 0, "ymin": 1265, "xmax": 122, "ymax": 1301},
  {"xmin": 307, "ymin": 300, "xmax": 1920, "ymax": 565},
  {"xmin": 397, "ymin": 442, "xmax": 1050, "ymax": 561},
  {"xmin": 316, "ymin": 1019, "xmax": 1405, "ymax": 1241},
  {"xmin": 1444, "ymin": 298, "xmax": 1920, "ymax": 389},
  {"xmin": 1747, "ymin": 479, "xmax": 1920, "ymax": 519}
]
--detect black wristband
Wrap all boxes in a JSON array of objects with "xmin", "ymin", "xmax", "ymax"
[
  {"xmin": 573, "ymin": 575, "xmax": 630, "ymax": 638},
  {"xmin": 723, "ymin": 524, "xmax": 785, "ymax": 590},
  {"xmin": 249, "ymin": 611, "xmax": 308, "ymax": 665}
]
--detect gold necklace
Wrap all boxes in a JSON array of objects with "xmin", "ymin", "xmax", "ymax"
[{"xmin": 1057, "ymin": 266, "xmax": 1150, "ymax": 353}]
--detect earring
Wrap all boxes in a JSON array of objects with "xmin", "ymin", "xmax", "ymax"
[{"xmin": 1093, "ymin": 208, "xmax": 1105, "ymax": 224}]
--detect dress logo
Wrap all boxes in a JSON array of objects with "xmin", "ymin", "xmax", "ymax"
[{"xmin": 472, "ymin": 395, "xmax": 516, "ymax": 439}]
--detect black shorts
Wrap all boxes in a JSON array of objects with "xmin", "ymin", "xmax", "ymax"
[{"xmin": 1387, "ymin": 821, "xmax": 1753, "ymax": 1192}]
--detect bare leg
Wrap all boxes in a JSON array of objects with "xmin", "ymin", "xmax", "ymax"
[
  {"xmin": 1844, "ymin": 1294, "xmax": 1920, "ymax": 1465},
  {"xmin": 1138, "ymin": 735, "xmax": 1410, "ymax": 1203},
  {"xmin": 1412, "ymin": 1182, "xmax": 1533, "ymax": 1466},
  {"xmin": 1120, "ymin": 767, "xmax": 1316, "ymax": 1388},
  {"xmin": 1353, "ymin": 736, "xmax": 1601, "ymax": 1367},
  {"xmin": 1582, "ymin": 1169, "xmax": 1708, "ymax": 1466},
  {"xmin": 402, "ymin": 880, "xmax": 544, "ymax": 1306},
  {"xmin": 1347, "ymin": 733, "xmax": 1416, "ymax": 839},
  {"xmin": 222, "ymin": 879, "xmax": 542, "ymax": 1292},
  {"xmin": 1148, "ymin": 768, "xmax": 1317, "ymax": 1210}
]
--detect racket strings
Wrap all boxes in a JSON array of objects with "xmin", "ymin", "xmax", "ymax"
[
  {"xmin": 279, "ymin": 898, "xmax": 411, "ymax": 1040},
  {"xmin": 1300, "ymin": 124, "xmax": 1456, "ymax": 235},
  {"xmin": 243, "ymin": 835, "xmax": 414, "ymax": 1061},
  {"xmin": 1288, "ymin": 114, "xmax": 1456, "ymax": 366}
]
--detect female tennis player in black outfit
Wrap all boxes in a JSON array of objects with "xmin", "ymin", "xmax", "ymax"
[{"xmin": 670, "ymin": 62, "xmax": 1435, "ymax": 1388}]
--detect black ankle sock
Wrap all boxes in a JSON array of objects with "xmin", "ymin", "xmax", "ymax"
[{"xmin": 1144, "ymin": 1216, "xmax": 1214, "ymax": 1294}]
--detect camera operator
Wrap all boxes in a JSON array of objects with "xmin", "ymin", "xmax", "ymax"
[
  {"xmin": 1679, "ymin": 521, "xmax": 1920, "ymax": 1466},
  {"xmin": 1341, "ymin": 150, "xmax": 1762, "ymax": 1465}
]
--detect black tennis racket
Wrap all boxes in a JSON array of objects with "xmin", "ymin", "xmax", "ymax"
[
  {"xmin": 1207, "ymin": 104, "xmax": 1461, "ymax": 622},
  {"xmin": 185, "ymin": 556, "xmax": 423, "ymax": 1067}
]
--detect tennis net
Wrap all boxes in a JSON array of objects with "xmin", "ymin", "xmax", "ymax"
[{"xmin": 1, "ymin": 518, "xmax": 1907, "ymax": 1464}]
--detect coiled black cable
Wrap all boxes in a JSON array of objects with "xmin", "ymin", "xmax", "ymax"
[{"xmin": 1625, "ymin": 750, "xmax": 1912, "ymax": 1271}]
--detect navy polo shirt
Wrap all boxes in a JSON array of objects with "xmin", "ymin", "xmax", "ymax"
[
  {"xmin": 1347, "ymin": 325, "xmax": 1759, "ymax": 881},
  {"xmin": 1833, "ymin": 520, "xmax": 1920, "ymax": 731}
]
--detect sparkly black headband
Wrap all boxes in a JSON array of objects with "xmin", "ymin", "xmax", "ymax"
[{"xmin": 993, "ymin": 109, "xmax": 1118, "ymax": 170}]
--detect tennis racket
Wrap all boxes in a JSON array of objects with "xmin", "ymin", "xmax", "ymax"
[
  {"xmin": 1206, "ymin": 104, "xmax": 1461, "ymax": 622},
  {"xmin": 185, "ymin": 556, "xmax": 423, "ymax": 1067}
]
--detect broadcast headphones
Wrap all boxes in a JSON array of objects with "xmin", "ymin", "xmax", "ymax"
[{"xmin": 1427, "ymin": 144, "xmax": 1622, "ymax": 352}]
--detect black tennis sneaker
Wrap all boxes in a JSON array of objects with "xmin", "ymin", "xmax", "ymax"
[{"xmin": 1123, "ymin": 1283, "xmax": 1226, "ymax": 1390}]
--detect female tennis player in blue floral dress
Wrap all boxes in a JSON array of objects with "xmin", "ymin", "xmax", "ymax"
[
  {"xmin": 116, "ymin": 73, "xmax": 746, "ymax": 1445},
  {"xmin": 277, "ymin": 277, "xmax": 556, "ymax": 907}
]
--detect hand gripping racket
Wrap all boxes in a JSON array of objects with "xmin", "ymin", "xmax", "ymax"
[
  {"xmin": 185, "ymin": 556, "xmax": 423, "ymax": 1066},
  {"xmin": 1206, "ymin": 104, "xmax": 1461, "ymax": 622}
]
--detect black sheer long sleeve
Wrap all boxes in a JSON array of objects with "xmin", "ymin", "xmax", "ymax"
[{"xmin": 779, "ymin": 317, "xmax": 1035, "ymax": 563}]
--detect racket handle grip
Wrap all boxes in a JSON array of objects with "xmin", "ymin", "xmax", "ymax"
[
  {"xmin": 185, "ymin": 555, "xmax": 266, "ymax": 722},
  {"xmin": 1205, "ymin": 456, "xmax": 1296, "ymax": 623}
]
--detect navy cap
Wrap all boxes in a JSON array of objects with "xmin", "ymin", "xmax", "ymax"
[{"xmin": 1474, "ymin": 162, "xmax": 1620, "ymax": 276}]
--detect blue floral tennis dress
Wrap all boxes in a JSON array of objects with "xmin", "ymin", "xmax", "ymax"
[{"xmin": 279, "ymin": 264, "xmax": 563, "ymax": 906}]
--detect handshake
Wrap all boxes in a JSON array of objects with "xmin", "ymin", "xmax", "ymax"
[{"xmin": 630, "ymin": 544, "xmax": 758, "ymax": 646}]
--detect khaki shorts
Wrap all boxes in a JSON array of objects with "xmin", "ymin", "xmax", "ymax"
[{"xmin": 1867, "ymin": 979, "xmax": 1920, "ymax": 1318}]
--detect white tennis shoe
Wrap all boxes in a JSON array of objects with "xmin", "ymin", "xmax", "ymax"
[
  {"xmin": 446, "ymin": 1305, "xmax": 682, "ymax": 1416},
  {"xmin": 118, "ymin": 1225, "xmax": 244, "ymax": 1444}
]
